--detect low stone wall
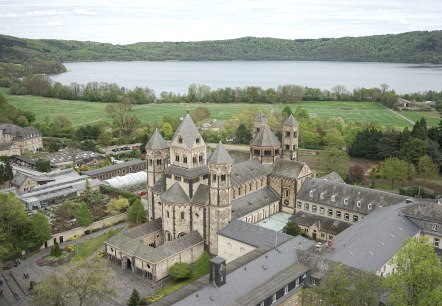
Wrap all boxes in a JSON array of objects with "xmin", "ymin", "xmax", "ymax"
[{"xmin": 42, "ymin": 213, "xmax": 127, "ymax": 249}]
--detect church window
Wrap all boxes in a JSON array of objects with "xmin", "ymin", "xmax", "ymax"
[
  {"xmin": 156, "ymin": 159, "xmax": 161, "ymax": 165},
  {"xmin": 195, "ymin": 213, "xmax": 199, "ymax": 218},
  {"xmin": 178, "ymin": 136, "xmax": 183, "ymax": 144},
  {"xmin": 196, "ymin": 137, "xmax": 200, "ymax": 144},
  {"xmin": 254, "ymin": 149, "xmax": 260, "ymax": 156},
  {"xmin": 292, "ymin": 145, "xmax": 296, "ymax": 150},
  {"xmin": 199, "ymin": 155, "xmax": 203, "ymax": 162},
  {"xmin": 294, "ymin": 132, "xmax": 297, "ymax": 138},
  {"xmin": 180, "ymin": 212, "xmax": 185, "ymax": 220},
  {"xmin": 286, "ymin": 131, "xmax": 291, "ymax": 137},
  {"xmin": 166, "ymin": 211, "xmax": 169, "ymax": 218},
  {"xmin": 183, "ymin": 156, "xmax": 187, "ymax": 164},
  {"xmin": 368, "ymin": 203, "xmax": 372, "ymax": 210},
  {"xmin": 174, "ymin": 175, "xmax": 181, "ymax": 181},
  {"xmin": 284, "ymin": 189, "xmax": 289, "ymax": 197},
  {"xmin": 286, "ymin": 145, "xmax": 290, "ymax": 150},
  {"xmin": 175, "ymin": 155, "xmax": 179, "ymax": 162},
  {"xmin": 193, "ymin": 156, "xmax": 197, "ymax": 163},
  {"xmin": 221, "ymin": 174, "xmax": 226, "ymax": 182},
  {"xmin": 149, "ymin": 160, "xmax": 153, "ymax": 166},
  {"xmin": 353, "ymin": 215, "xmax": 359, "ymax": 222},
  {"xmin": 212, "ymin": 174, "xmax": 217, "ymax": 182},
  {"xmin": 264, "ymin": 150, "xmax": 271, "ymax": 156}
]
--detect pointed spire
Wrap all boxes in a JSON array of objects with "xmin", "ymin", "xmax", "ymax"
[
  {"xmin": 208, "ymin": 141, "xmax": 233, "ymax": 164},
  {"xmin": 250, "ymin": 124, "xmax": 280, "ymax": 147},
  {"xmin": 254, "ymin": 111, "xmax": 266, "ymax": 123},
  {"xmin": 283, "ymin": 114, "xmax": 299, "ymax": 126},
  {"xmin": 161, "ymin": 182, "xmax": 190, "ymax": 204},
  {"xmin": 145, "ymin": 129, "xmax": 168, "ymax": 150},
  {"xmin": 172, "ymin": 113, "xmax": 200, "ymax": 148}
]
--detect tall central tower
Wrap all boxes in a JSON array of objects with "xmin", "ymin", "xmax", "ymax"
[
  {"xmin": 207, "ymin": 142, "xmax": 233, "ymax": 254},
  {"xmin": 282, "ymin": 114, "xmax": 299, "ymax": 160}
]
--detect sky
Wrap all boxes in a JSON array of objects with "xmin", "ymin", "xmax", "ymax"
[{"xmin": 0, "ymin": 0, "xmax": 441, "ymax": 44}]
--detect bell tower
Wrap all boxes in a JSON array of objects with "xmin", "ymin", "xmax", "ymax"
[
  {"xmin": 282, "ymin": 114, "xmax": 299, "ymax": 160},
  {"xmin": 207, "ymin": 142, "xmax": 233, "ymax": 254},
  {"xmin": 145, "ymin": 128, "xmax": 169, "ymax": 188},
  {"xmin": 253, "ymin": 111, "xmax": 266, "ymax": 137}
]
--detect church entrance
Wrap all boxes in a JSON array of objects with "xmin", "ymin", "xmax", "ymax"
[
  {"xmin": 126, "ymin": 258, "xmax": 132, "ymax": 270},
  {"xmin": 312, "ymin": 230, "xmax": 317, "ymax": 240}
]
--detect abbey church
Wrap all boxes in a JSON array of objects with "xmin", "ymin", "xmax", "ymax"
[{"xmin": 105, "ymin": 112, "xmax": 313, "ymax": 281}]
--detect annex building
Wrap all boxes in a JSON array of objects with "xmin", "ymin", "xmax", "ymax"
[{"xmin": 0, "ymin": 124, "xmax": 42, "ymax": 156}]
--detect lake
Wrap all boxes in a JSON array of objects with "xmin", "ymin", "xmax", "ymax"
[{"xmin": 50, "ymin": 61, "xmax": 442, "ymax": 94}]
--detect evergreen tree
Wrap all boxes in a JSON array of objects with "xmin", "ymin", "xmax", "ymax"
[
  {"xmin": 348, "ymin": 128, "xmax": 382, "ymax": 159},
  {"xmin": 127, "ymin": 199, "xmax": 146, "ymax": 224},
  {"xmin": 75, "ymin": 203, "xmax": 94, "ymax": 227},
  {"xmin": 411, "ymin": 117, "xmax": 428, "ymax": 141},
  {"xmin": 235, "ymin": 123, "xmax": 252, "ymax": 144},
  {"xmin": 127, "ymin": 289, "xmax": 141, "ymax": 306},
  {"xmin": 282, "ymin": 106, "xmax": 293, "ymax": 119}
]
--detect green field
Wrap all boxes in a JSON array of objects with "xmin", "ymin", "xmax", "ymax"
[{"xmin": 1, "ymin": 87, "xmax": 438, "ymax": 129}]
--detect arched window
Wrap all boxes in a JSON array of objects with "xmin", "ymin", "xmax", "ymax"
[
  {"xmin": 180, "ymin": 212, "xmax": 185, "ymax": 220},
  {"xmin": 166, "ymin": 211, "xmax": 169, "ymax": 218}
]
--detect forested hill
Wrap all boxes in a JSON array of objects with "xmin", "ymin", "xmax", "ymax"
[{"xmin": 1, "ymin": 30, "xmax": 442, "ymax": 75}]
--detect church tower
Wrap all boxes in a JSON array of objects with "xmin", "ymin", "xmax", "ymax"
[
  {"xmin": 145, "ymin": 128, "xmax": 169, "ymax": 188},
  {"xmin": 250, "ymin": 124, "xmax": 281, "ymax": 164},
  {"xmin": 253, "ymin": 111, "xmax": 266, "ymax": 137},
  {"xmin": 282, "ymin": 114, "xmax": 299, "ymax": 160},
  {"xmin": 207, "ymin": 142, "xmax": 233, "ymax": 254}
]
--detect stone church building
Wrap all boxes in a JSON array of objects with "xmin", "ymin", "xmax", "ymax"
[{"xmin": 105, "ymin": 112, "xmax": 312, "ymax": 281}]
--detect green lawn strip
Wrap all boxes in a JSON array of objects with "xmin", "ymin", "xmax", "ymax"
[
  {"xmin": 72, "ymin": 228, "xmax": 122, "ymax": 262},
  {"xmin": 2, "ymin": 88, "xmax": 438, "ymax": 128}
]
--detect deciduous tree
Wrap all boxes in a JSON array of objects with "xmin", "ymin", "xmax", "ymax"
[
  {"xmin": 107, "ymin": 197, "xmax": 129, "ymax": 215},
  {"xmin": 417, "ymin": 155, "xmax": 439, "ymax": 181},
  {"xmin": 75, "ymin": 203, "xmax": 94, "ymax": 227}
]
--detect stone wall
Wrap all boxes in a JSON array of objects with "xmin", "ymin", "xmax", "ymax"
[{"xmin": 42, "ymin": 212, "xmax": 127, "ymax": 248}]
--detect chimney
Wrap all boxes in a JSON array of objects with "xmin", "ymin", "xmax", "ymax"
[{"xmin": 210, "ymin": 256, "xmax": 227, "ymax": 288}]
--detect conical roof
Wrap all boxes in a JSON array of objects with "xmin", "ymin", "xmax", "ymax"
[
  {"xmin": 161, "ymin": 182, "xmax": 190, "ymax": 204},
  {"xmin": 208, "ymin": 141, "xmax": 233, "ymax": 164},
  {"xmin": 283, "ymin": 114, "xmax": 299, "ymax": 126},
  {"xmin": 145, "ymin": 129, "xmax": 169, "ymax": 150},
  {"xmin": 250, "ymin": 124, "xmax": 280, "ymax": 147},
  {"xmin": 254, "ymin": 111, "xmax": 266, "ymax": 123},
  {"xmin": 172, "ymin": 114, "xmax": 200, "ymax": 148}
]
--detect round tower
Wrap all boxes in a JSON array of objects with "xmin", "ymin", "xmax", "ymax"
[{"xmin": 207, "ymin": 142, "xmax": 233, "ymax": 255}]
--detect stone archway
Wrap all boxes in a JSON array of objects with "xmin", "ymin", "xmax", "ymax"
[{"xmin": 126, "ymin": 258, "xmax": 132, "ymax": 270}]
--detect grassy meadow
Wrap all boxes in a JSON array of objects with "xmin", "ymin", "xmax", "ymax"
[{"xmin": 1, "ymin": 87, "xmax": 439, "ymax": 129}]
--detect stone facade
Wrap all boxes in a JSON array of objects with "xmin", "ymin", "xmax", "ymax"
[
  {"xmin": 0, "ymin": 124, "xmax": 42, "ymax": 155},
  {"xmin": 81, "ymin": 160, "xmax": 146, "ymax": 180}
]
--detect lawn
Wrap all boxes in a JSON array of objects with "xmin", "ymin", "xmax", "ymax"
[
  {"xmin": 2, "ymin": 87, "xmax": 438, "ymax": 129},
  {"xmin": 71, "ymin": 228, "xmax": 122, "ymax": 262}
]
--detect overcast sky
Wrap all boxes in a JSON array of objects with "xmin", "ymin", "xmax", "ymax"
[{"xmin": 1, "ymin": 0, "xmax": 441, "ymax": 44}]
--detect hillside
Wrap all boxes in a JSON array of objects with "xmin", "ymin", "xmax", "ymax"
[{"xmin": 1, "ymin": 31, "xmax": 442, "ymax": 76}]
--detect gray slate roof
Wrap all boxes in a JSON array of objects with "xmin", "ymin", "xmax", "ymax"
[
  {"xmin": 207, "ymin": 142, "xmax": 233, "ymax": 164},
  {"xmin": 122, "ymin": 218, "xmax": 162, "ymax": 239},
  {"xmin": 107, "ymin": 230, "xmax": 203, "ymax": 264},
  {"xmin": 231, "ymin": 186, "xmax": 280, "ymax": 219},
  {"xmin": 173, "ymin": 237, "xmax": 313, "ymax": 306},
  {"xmin": 218, "ymin": 220, "xmax": 292, "ymax": 247},
  {"xmin": 145, "ymin": 129, "xmax": 169, "ymax": 150},
  {"xmin": 191, "ymin": 184, "xmax": 209, "ymax": 205},
  {"xmin": 290, "ymin": 211, "xmax": 351, "ymax": 236},
  {"xmin": 151, "ymin": 176, "xmax": 166, "ymax": 193},
  {"xmin": 165, "ymin": 164, "xmax": 209, "ymax": 178},
  {"xmin": 82, "ymin": 160, "xmax": 145, "ymax": 176},
  {"xmin": 321, "ymin": 172, "xmax": 345, "ymax": 183},
  {"xmin": 325, "ymin": 201, "xmax": 419, "ymax": 273},
  {"xmin": 0, "ymin": 124, "xmax": 41, "ymax": 139},
  {"xmin": 250, "ymin": 124, "xmax": 280, "ymax": 147},
  {"xmin": 161, "ymin": 182, "xmax": 190, "ymax": 204},
  {"xmin": 298, "ymin": 177, "xmax": 408, "ymax": 215},
  {"xmin": 402, "ymin": 201, "xmax": 442, "ymax": 236},
  {"xmin": 172, "ymin": 114, "xmax": 200, "ymax": 148},
  {"xmin": 231, "ymin": 159, "xmax": 268, "ymax": 187},
  {"xmin": 254, "ymin": 111, "xmax": 266, "ymax": 123},
  {"xmin": 270, "ymin": 158, "xmax": 307, "ymax": 179},
  {"xmin": 283, "ymin": 114, "xmax": 299, "ymax": 126}
]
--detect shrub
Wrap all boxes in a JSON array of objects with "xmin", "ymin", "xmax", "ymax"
[
  {"xmin": 169, "ymin": 262, "xmax": 192, "ymax": 281},
  {"xmin": 51, "ymin": 242, "xmax": 62, "ymax": 257},
  {"xmin": 84, "ymin": 229, "xmax": 91, "ymax": 235},
  {"xmin": 193, "ymin": 252, "xmax": 210, "ymax": 276}
]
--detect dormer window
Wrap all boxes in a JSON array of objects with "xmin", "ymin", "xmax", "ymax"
[
  {"xmin": 178, "ymin": 136, "xmax": 183, "ymax": 144},
  {"xmin": 331, "ymin": 195, "xmax": 336, "ymax": 202},
  {"xmin": 432, "ymin": 223, "xmax": 439, "ymax": 231},
  {"xmin": 309, "ymin": 190, "xmax": 314, "ymax": 197},
  {"xmin": 357, "ymin": 201, "xmax": 361, "ymax": 208},
  {"xmin": 344, "ymin": 198, "xmax": 348, "ymax": 205},
  {"xmin": 368, "ymin": 203, "xmax": 372, "ymax": 210},
  {"xmin": 320, "ymin": 192, "xmax": 325, "ymax": 199}
]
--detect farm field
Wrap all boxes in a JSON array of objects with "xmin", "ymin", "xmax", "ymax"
[{"xmin": 1, "ymin": 87, "xmax": 438, "ymax": 129}]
